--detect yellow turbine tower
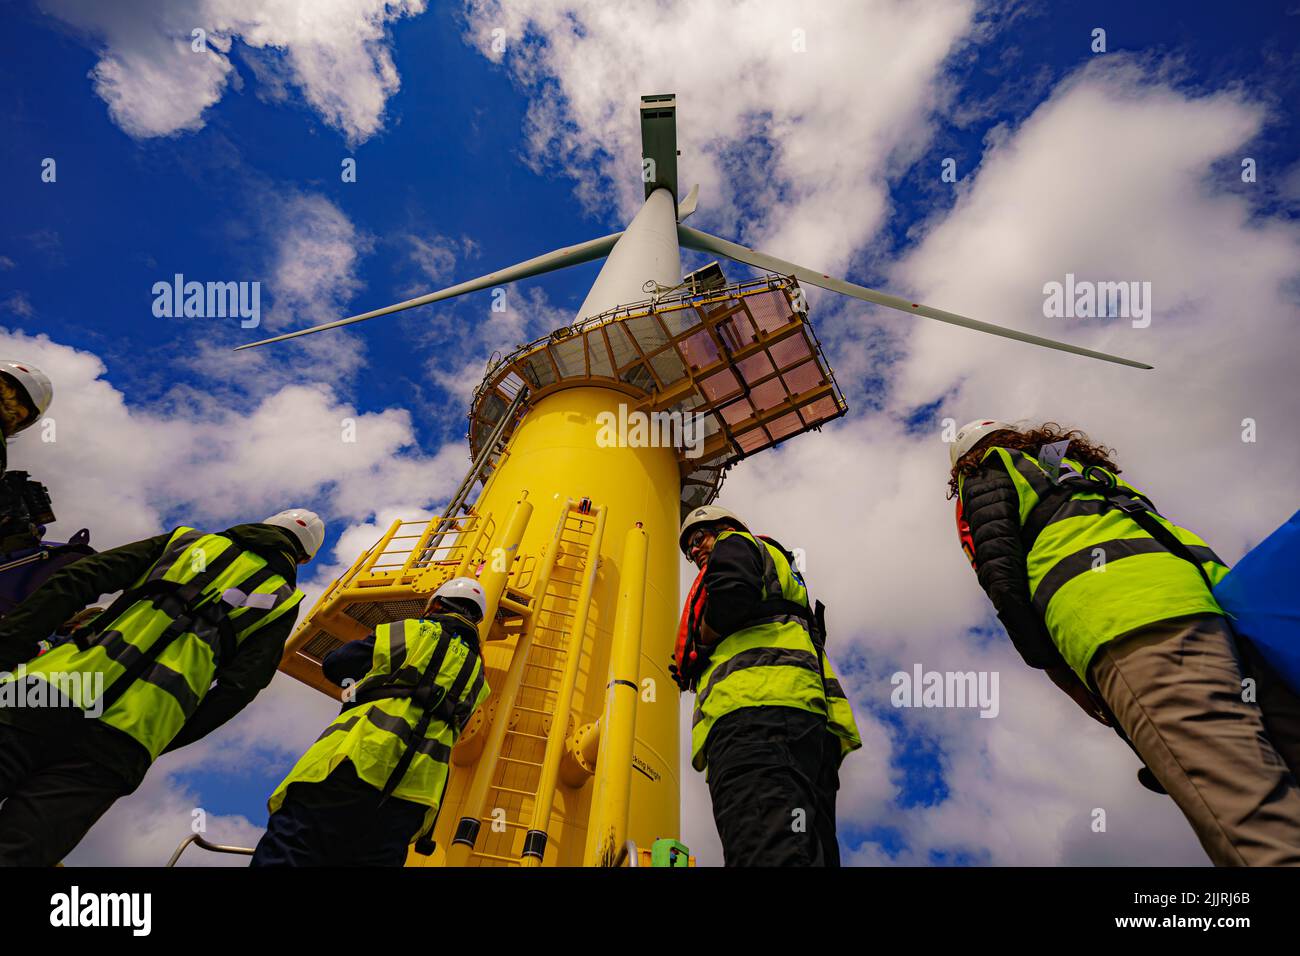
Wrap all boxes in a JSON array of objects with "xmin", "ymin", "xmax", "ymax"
[
  {"xmin": 243, "ymin": 94, "xmax": 1149, "ymax": 867},
  {"xmin": 274, "ymin": 262, "xmax": 845, "ymax": 867}
]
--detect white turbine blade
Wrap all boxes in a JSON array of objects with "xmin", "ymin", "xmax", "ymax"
[
  {"xmin": 678, "ymin": 183, "xmax": 700, "ymax": 221},
  {"xmin": 679, "ymin": 226, "xmax": 1153, "ymax": 370},
  {"xmin": 235, "ymin": 231, "xmax": 624, "ymax": 350}
]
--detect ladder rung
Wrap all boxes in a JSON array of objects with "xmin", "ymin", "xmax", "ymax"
[
  {"xmin": 510, "ymin": 704, "xmax": 554, "ymax": 716},
  {"xmin": 477, "ymin": 818, "xmax": 531, "ymax": 830},
  {"xmin": 471, "ymin": 852, "xmax": 522, "ymax": 865},
  {"xmin": 524, "ymin": 663, "xmax": 563, "ymax": 674},
  {"xmin": 488, "ymin": 816, "xmax": 530, "ymax": 832},
  {"xmin": 497, "ymin": 755, "xmax": 544, "ymax": 766},
  {"xmin": 489, "ymin": 784, "xmax": 540, "ymax": 798}
]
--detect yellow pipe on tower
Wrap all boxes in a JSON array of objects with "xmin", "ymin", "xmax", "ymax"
[
  {"xmin": 473, "ymin": 492, "xmax": 533, "ymax": 639},
  {"xmin": 583, "ymin": 523, "xmax": 648, "ymax": 866}
]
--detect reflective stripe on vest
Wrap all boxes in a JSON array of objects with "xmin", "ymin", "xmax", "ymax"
[
  {"xmin": 8, "ymin": 527, "xmax": 303, "ymax": 758},
  {"xmin": 967, "ymin": 447, "xmax": 1229, "ymax": 680},
  {"xmin": 690, "ymin": 531, "xmax": 861, "ymax": 772},
  {"xmin": 268, "ymin": 618, "xmax": 491, "ymax": 825}
]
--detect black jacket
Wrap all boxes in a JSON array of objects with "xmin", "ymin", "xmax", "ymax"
[
  {"xmin": 700, "ymin": 533, "xmax": 768, "ymax": 639},
  {"xmin": 0, "ymin": 523, "xmax": 304, "ymax": 771},
  {"xmin": 960, "ymin": 460, "xmax": 1067, "ymax": 669}
]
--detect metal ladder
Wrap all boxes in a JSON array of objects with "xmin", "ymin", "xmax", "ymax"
[
  {"xmin": 418, "ymin": 387, "xmax": 527, "ymax": 565},
  {"xmin": 457, "ymin": 499, "xmax": 605, "ymax": 867}
]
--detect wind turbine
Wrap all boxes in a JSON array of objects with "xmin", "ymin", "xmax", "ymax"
[
  {"xmin": 269, "ymin": 94, "xmax": 1149, "ymax": 869},
  {"xmin": 236, "ymin": 93, "xmax": 1151, "ymax": 371}
]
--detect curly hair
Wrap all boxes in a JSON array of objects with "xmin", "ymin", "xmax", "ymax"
[{"xmin": 947, "ymin": 422, "xmax": 1121, "ymax": 498}]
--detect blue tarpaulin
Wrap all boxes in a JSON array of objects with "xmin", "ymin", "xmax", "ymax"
[{"xmin": 1216, "ymin": 510, "xmax": 1300, "ymax": 694}]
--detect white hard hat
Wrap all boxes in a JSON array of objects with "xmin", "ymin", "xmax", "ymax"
[
  {"xmin": 950, "ymin": 419, "xmax": 1016, "ymax": 466},
  {"xmin": 261, "ymin": 508, "xmax": 326, "ymax": 560},
  {"xmin": 679, "ymin": 505, "xmax": 748, "ymax": 555},
  {"xmin": 0, "ymin": 360, "xmax": 53, "ymax": 434},
  {"xmin": 431, "ymin": 576, "xmax": 487, "ymax": 623}
]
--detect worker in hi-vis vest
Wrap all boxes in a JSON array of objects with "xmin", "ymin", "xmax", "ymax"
[
  {"xmin": 672, "ymin": 505, "xmax": 861, "ymax": 866},
  {"xmin": 253, "ymin": 576, "xmax": 491, "ymax": 866},
  {"xmin": 0, "ymin": 508, "xmax": 322, "ymax": 866},
  {"xmin": 951, "ymin": 419, "xmax": 1300, "ymax": 866}
]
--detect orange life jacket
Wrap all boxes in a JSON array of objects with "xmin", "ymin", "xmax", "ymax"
[{"xmin": 672, "ymin": 566, "xmax": 708, "ymax": 690}]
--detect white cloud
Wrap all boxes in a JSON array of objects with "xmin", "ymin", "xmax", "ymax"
[
  {"xmin": 182, "ymin": 190, "xmax": 373, "ymax": 398},
  {"xmin": 1, "ymin": 293, "xmax": 36, "ymax": 320},
  {"xmin": 1, "ymin": 328, "xmax": 466, "ymax": 550},
  {"xmin": 406, "ymin": 233, "xmax": 481, "ymax": 286},
  {"xmin": 425, "ymin": 285, "xmax": 570, "ymax": 404},
  {"xmin": 890, "ymin": 55, "xmax": 1300, "ymax": 548},
  {"xmin": 64, "ymin": 766, "xmax": 260, "ymax": 867},
  {"xmin": 41, "ymin": 0, "xmax": 428, "ymax": 144},
  {"xmin": 463, "ymin": 0, "xmax": 977, "ymax": 273},
  {"xmin": 266, "ymin": 194, "xmax": 370, "ymax": 325}
]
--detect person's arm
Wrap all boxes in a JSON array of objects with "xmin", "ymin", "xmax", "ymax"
[
  {"xmin": 700, "ymin": 535, "xmax": 765, "ymax": 643},
  {"xmin": 161, "ymin": 611, "xmax": 300, "ymax": 753},
  {"xmin": 0, "ymin": 533, "xmax": 170, "ymax": 669},
  {"xmin": 960, "ymin": 462, "xmax": 1066, "ymax": 670},
  {"xmin": 321, "ymin": 635, "xmax": 375, "ymax": 688}
]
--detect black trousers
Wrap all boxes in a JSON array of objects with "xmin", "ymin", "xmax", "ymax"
[
  {"xmin": 251, "ymin": 760, "xmax": 430, "ymax": 867},
  {"xmin": 705, "ymin": 706, "xmax": 842, "ymax": 867},
  {"xmin": 0, "ymin": 720, "xmax": 145, "ymax": 866}
]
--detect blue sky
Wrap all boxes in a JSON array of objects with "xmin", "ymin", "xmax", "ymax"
[{"xmin": 2, "ymin": 1, "xmax": 1298, "ymax": 865}]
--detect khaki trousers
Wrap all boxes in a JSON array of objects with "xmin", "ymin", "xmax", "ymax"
[{"xmin": 1090, "ymin": 613, "xmax": 1300, "ymax": 866}]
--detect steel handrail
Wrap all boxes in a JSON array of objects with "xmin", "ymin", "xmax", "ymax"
[{"xmin": 166, "ymin": 834, "xmax": 256, "ymax": 867}]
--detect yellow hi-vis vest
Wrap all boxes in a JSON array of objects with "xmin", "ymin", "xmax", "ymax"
[
  {"xmin": 961, "ymin": 445, "xmax": 1229, "ymax": 681},
  {"xmin": 269, "ymin": 617, "xmax": 490, "ymax": 831},
  {"xmin": 7, "ymin": 527, "xmax": 303, "ymax": 759},
  {"xmin": 690, "ymin": 530, "xmax": 862, "ymax": 771}
]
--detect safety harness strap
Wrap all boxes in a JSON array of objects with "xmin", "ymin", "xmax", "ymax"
[
  {"xmin": 1020, "ymin": 443, "xmax": 1217, "ymax": 591},
  {"xmin": 374, "ymin": 623, "xmax": 482, "ymax": 803},
  {"xmin": 377, "ymin": 629, "xmax": 452, "ymax": 801},
  {"xmin": 84, "ymin": 544, "xmax": 244, "ymax": 716},
  {"xmin": 741, "ymin": 535, "xmax": 827, "ymax": 646}
]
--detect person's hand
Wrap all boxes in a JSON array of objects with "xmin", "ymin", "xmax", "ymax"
[{"xmin": 1045, "ymin": 665, "xmax": 1110, "ymax": 726}]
